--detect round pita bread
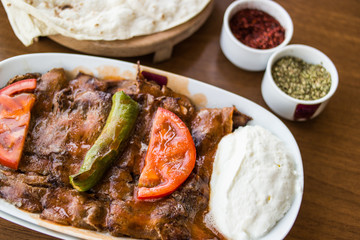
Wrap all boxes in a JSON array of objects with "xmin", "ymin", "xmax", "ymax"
[{"xmin": 2, "ymin": 0, "xmax": 210, "ymax": 46}]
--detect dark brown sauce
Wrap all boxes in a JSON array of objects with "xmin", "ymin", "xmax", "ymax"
[{"xmin": 0, "ymin": 68, "xmax": 251, "ymax": 240}]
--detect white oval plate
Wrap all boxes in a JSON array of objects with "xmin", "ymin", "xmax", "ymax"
[{"xmin": 0, "ymin": 53, "xmax": 303, "ymax": 240}]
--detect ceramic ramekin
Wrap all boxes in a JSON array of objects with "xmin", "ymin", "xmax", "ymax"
[
  {"xmin": 220, "ymin": 0, "xmax": 293, "ymax": 71},
  {"xmin": 261, "ymin": 44, "xmax": 339, "ymax": 121}
]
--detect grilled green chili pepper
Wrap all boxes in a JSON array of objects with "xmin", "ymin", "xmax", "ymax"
[{"xmin": 69, "ymin": 91, "xmax": 139, "ymax": 192}]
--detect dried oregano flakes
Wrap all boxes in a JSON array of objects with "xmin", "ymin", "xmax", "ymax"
[{"xmin": 272, "ymin": 56, "xmax": 331, "ymax": 100}]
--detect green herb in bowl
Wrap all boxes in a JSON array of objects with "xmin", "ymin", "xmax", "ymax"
[{"xmin": 271, "ymin": 56, "xmax": 331, "ymax": 100}]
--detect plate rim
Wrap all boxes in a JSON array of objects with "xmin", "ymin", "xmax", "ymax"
[{"xmin": 0, "ymin": 52, "xmax": 304, "ymax": 240}]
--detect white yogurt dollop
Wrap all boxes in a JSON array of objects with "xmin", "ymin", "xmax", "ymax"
[{"xmin": 208, "ymin": 125, "xmax": 299, "ymax": 240}]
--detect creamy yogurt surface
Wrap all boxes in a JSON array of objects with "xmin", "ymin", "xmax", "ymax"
[{"xmin": 208, "ymin": 125, "xmax": 300, "ymax": 240}]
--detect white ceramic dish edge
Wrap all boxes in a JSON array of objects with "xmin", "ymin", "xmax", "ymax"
[
  {"xmin": 220, "ymin": 0, "xmax": 293, "ymax": 71},
  {"xmin": 0, "ymin": 207, "xmax": 78, "ymax": 240},
  {"xmin": 261, "ymin": 44, "xmax": 339, "ymax": 121},
  {"xmin": 0, "ymin": 53, "xmax": 304, "ymax": 240}
]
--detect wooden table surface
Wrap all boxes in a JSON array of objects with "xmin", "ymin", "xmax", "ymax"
[{"xmin": 0, "ymin": 0, "xmax": 359, "ymax": 239}]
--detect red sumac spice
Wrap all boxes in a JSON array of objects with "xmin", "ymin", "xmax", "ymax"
[{"xmin": 229, "ymin": 9, "xmax": 285, "ymax": 49}]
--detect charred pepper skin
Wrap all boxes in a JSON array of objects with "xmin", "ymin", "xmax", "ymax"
[{"xmin": 69, "ymin": 91, "xmax": 139, "ymax": 192}]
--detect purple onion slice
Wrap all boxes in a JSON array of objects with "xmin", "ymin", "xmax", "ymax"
[{"xmin": 141, "ymin": 71, "xmax": 168, "ymax": 86}]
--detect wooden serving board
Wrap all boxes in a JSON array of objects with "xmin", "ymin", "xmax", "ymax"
[{"xmin": 48, "ymin": 0, "xmax": 214, "ymax": 62}]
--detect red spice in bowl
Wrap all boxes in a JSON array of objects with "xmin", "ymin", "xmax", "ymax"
[{"xmin": 230, "ymin": 9, "xmax": 285, "ymax": 49}]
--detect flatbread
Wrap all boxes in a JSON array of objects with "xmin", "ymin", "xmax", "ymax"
[{"xmin": 1, "ymin": 0, "xmax": 210, "ymax": 46}]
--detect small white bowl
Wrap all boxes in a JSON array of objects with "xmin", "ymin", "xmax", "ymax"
[
  {"xmin": 220, "ymin": 0, "xmax": 293, "ymax": 71},
  {"xmin": 261, "ymin": 44, "xmax": 339, "ymax": 121}
]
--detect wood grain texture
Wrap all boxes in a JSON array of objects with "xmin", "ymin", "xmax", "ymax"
[{"xmin": 0, "ymin": 0, "xmax": 359, "ymax": 239}]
